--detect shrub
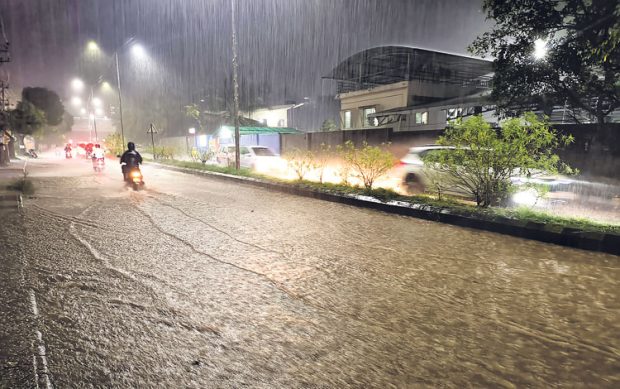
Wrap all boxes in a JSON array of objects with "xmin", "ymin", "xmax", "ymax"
[
  {"xmin": 284, "ymin": 148, "xmax": 315, "ymax": 180},
  {"xmin": 104, "ymin": 133, "xmax": 124, "ymax": 156},
  {"xmin": 313, "ymin": 143, "xmax": 332, "ymax": 183},
  {"xmin": 153, "ymin": 146, "xmax": 176, "ymax": 160},
  {"xmin": 423, "ymin": 113, "xmax": 574, "ymax": 207},
  {"xmin": 340, "ymin": 140, "xmax": 396, "ymax": 190}
]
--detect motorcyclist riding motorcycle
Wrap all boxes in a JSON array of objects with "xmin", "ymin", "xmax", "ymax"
[
  {"xmin": 91, "ymin": 143, "xmax": 105, "ymax": 171},
  {"xmin": 120, "ymin": 142, "xmax": 143, "ymax": 181},
  {"xmin": 64, "ymin": 144, "xmax": 72, "ymax": 159}
]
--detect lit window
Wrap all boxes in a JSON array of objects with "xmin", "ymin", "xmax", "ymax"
[
  {"xmin": 415, "ymin": 111, "xmax": 428, "ymax": 124},
  {"xmin": 343, "ymin": 110, "xmax": 352, "ymax": 129},
  {"xmin": 362, "ymin": 107, "xmax": 376, "ymax": 127}
]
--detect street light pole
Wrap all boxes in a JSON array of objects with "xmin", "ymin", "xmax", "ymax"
[
  {"xmin": 231, "ymin": 0, "xmax": 241, "ymax": 170},
  {"xmin": 90, "ymin": 86, "xmax": 98, "ymax": 142},
  {"xmin": 115, "ymin": 51, "xmax": 126, "ymax": 147}
]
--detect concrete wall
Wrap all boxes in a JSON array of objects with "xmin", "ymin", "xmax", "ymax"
[{"xmin": 281, "ymin": 128, "xmax": 441, "ymax": 158}]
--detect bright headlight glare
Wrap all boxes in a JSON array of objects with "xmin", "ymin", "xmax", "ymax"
[{"xmin": 512, "ymin": 189, "xmax": 538, "ymax": 206}]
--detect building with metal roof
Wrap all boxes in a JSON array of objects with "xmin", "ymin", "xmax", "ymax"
[{"xmin": 323, "ymin": 45, "xmax": 495, "ymax": 133}]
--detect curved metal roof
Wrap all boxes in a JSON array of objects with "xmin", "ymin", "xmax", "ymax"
[{"xmin": 324, "ymin": 45, "xmax": 493, "ymax": 92}]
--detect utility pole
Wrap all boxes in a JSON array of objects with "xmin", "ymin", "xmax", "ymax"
[
  {"xmin": 90, "ymin": 86, "xmax": 98, "ymax": 142},
  {"xmin": 147, "ymin": 123, "xmax": 157, "ymax": 159},
  {"xmin": 115, "ymin": 51, "xmax": 126, "ymax": 148},
  {"xmin": 231, "ymin": 0, "xmax": 241, "ymax": 170}
]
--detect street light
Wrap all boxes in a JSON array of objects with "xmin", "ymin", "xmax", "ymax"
[
  {"xmin": 86, "ymin": 40, "xmax": 100, "ymax": 53},
  {"xmin": 533, "ymin": 39, "xmax": 548, "ymax": 60},
  {"xmin": 70, "ymin": 96, "xmax": 82, "ymax": 106},
  {"xmin": 71, "ymin": 78, "xmax": 84, "ymax": 92},
  {"xmin": 84, "ymin": 38, "xmax": 147, "ymax": 149},
  {"xmin": 131, "ymin": 44, "xmax": 146, "ymax": 58},
  {"xmin": 92, "ymin": 97, "xmax": 102, "ymax": 107}
]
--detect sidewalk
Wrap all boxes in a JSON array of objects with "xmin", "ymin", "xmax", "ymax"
[
  {"xmin": 0, "ymin": 158, "xmax": 27, "ymax": 182},
  {"xmin": 0, "ymin": 181, "xmax": 36, "ymax": 387}
]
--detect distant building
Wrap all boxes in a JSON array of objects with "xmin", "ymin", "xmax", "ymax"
[
  {"xmin": 246, "ymin": 105, "xmax": 294, "ymax": 128},
  {"xmin": 325, "ymin": 45, "xmax": 619, "ymax": 129},
  {"xmin": 324, "ymin": 46, "xmax": 495, "ymax": 132}
]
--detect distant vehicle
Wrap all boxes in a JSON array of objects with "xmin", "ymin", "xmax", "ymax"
[
  {"xmin": 93, "ymin": 157, "xmax": 105, "ymax": 172},
  {"xmin": 396, "ymin": 145, "xmax": 573, "ymax": 205},
  {"xmin": 216, "ymin": 145, "xmax": 286, "ymax": 173}
]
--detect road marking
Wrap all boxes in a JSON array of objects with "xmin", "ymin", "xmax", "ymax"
[{"xmin": 29, "ymin": 289, "xmax": 53, "ymax": 389}]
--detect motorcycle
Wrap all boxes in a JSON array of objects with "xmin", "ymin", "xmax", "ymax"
[
  {"xmin": 124, "ymin": 165, "xmax": 144, "ymax": 191},
  {"xmin": 92, "ymin": 157, "xmax": 105, "ymax": 172},
  {"xmin": 23, "ymin": 149, "xmax": 38, "ymax": 158}
]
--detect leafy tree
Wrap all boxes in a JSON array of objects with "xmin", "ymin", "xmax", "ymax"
[
  {"xmin": 423, "ymin": 114, "xmax": 574, "ymax": 207},
  {"xmin": 22, "ymin": 87, "xmax": 64, "ymax": 126},
  {"xmin": 320, "ymin": 119, "xmax": 338, "ymax": 132},
  {"xmin": 9, "ymin": 101, "xmax": 45, "ymax": 135},
  {"xmin": 341, "ymin": 140, "xmax": 396, "ymax": 190},
  {"xmin": 470, "ymin": 0, "xmax": 620, "ymax": 123}
]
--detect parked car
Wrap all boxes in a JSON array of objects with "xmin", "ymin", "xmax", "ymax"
[{"xmin": 216, "ymin": 145, "xmax": 287, "ymax": 174}]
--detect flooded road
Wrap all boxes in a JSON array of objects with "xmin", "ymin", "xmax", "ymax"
[{"xmin": 2, "ymin": 158, "xmax": 619, "ymax": 387}]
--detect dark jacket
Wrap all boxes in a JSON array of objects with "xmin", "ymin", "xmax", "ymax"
[{"xmin": 120, "ymin": 150, "xmax": 142, "ymax": 167}]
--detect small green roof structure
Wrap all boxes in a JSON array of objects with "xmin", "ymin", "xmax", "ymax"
[{"xmin": 216, "ymin": 125, "xmax": 301, "ymax": 136}]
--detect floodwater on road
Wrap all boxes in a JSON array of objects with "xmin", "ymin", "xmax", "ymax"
[{"xmin": 2, "ymin": 158, "xmax": 619, "ymax": 387}]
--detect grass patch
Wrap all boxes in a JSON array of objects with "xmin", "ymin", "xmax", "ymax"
[
  {"xmin": 149, "ymin": 158, "xmax": 259, "ymax": 178},
  {"xmin": 493, "ymin": 207, "xmax": 620, "ymax": 234},
  {"xmin": 152, "ymin": 158, "xmax": 619, "ymax": 236}
]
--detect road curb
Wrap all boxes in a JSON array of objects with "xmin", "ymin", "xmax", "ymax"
[{"xmin": 150, "ymin": 163, "xmax": 620, "ymax": 256}]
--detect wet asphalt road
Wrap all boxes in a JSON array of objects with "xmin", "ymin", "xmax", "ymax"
[{"xmin": 1, "ymin": 158, "xmax": 619, "ymax": 388}]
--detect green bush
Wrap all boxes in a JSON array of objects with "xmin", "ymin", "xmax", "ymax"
[
  {"xmin": 423, "ymin": 113, "xmax": 574, "ymax": 207},
  {"xmin": 339, "ymin": 140, "xmax": 396, "ymax": 190},
  {"xmin": 153, "ymin": 146, "xmax": 177, "ymax": 160},
  {"xmin": 283, "ymin": 148, "xmax": 315, "ymax": 180}
]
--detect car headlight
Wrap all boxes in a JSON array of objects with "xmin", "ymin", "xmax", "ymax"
[{"xmin": 512, "ymin": 189, "xmax": 538, "ymax": 206}]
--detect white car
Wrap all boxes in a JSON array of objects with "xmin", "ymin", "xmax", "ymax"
[
  {"xmin": 216, "ymin": 145, "xmax": 287, "ymax": 173},
  {"xmin": 397, "ymin": 145, "xmax": 457, "ymax": 193}
]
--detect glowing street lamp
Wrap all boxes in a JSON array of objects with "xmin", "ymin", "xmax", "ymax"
[
  {"xmin": 86, "ymin": 40, "xmax": 100, "ymax": 53},
  {"xmin": 70, "ymin": 96, "xmax": 82, "ymax": 106},
  {"xmin": 533, "ymin": 39, "xmax": 548, "ymax": 60},
  {"xmin": 92, "ymin": 97, "xmax": 103, "ymax": 108},
  {"xmin": 131, "ymin": 43, "xmax": 146, "ymax": 58},
  {"xmin": 80, "ymin": 108, "xmax": 86, "ymax": 115},
  {"xmin": 71, "ymin": 78, "xmax": 84, "ymax": 92},
  {"xmin": 95, "ymin": 108, "xmax": 104, "ymax": 116}
]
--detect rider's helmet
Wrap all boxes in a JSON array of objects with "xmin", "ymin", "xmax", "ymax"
[
  {"xmin": 127, "ymin": 142, "xmax": 135, "ymax": 151},
  {"xmin": 95, "ymin": 144, "xmax": 100, "ymax": 148}
]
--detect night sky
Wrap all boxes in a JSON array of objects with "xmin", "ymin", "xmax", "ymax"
[{"xmin": 0, "ymin": 0, "xmax": 490, "ymax": 135}]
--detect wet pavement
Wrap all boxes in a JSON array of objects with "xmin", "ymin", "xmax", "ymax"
[{"xmin": 1, "ymin": 157, "xmax": 619, "ymax": 388}]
